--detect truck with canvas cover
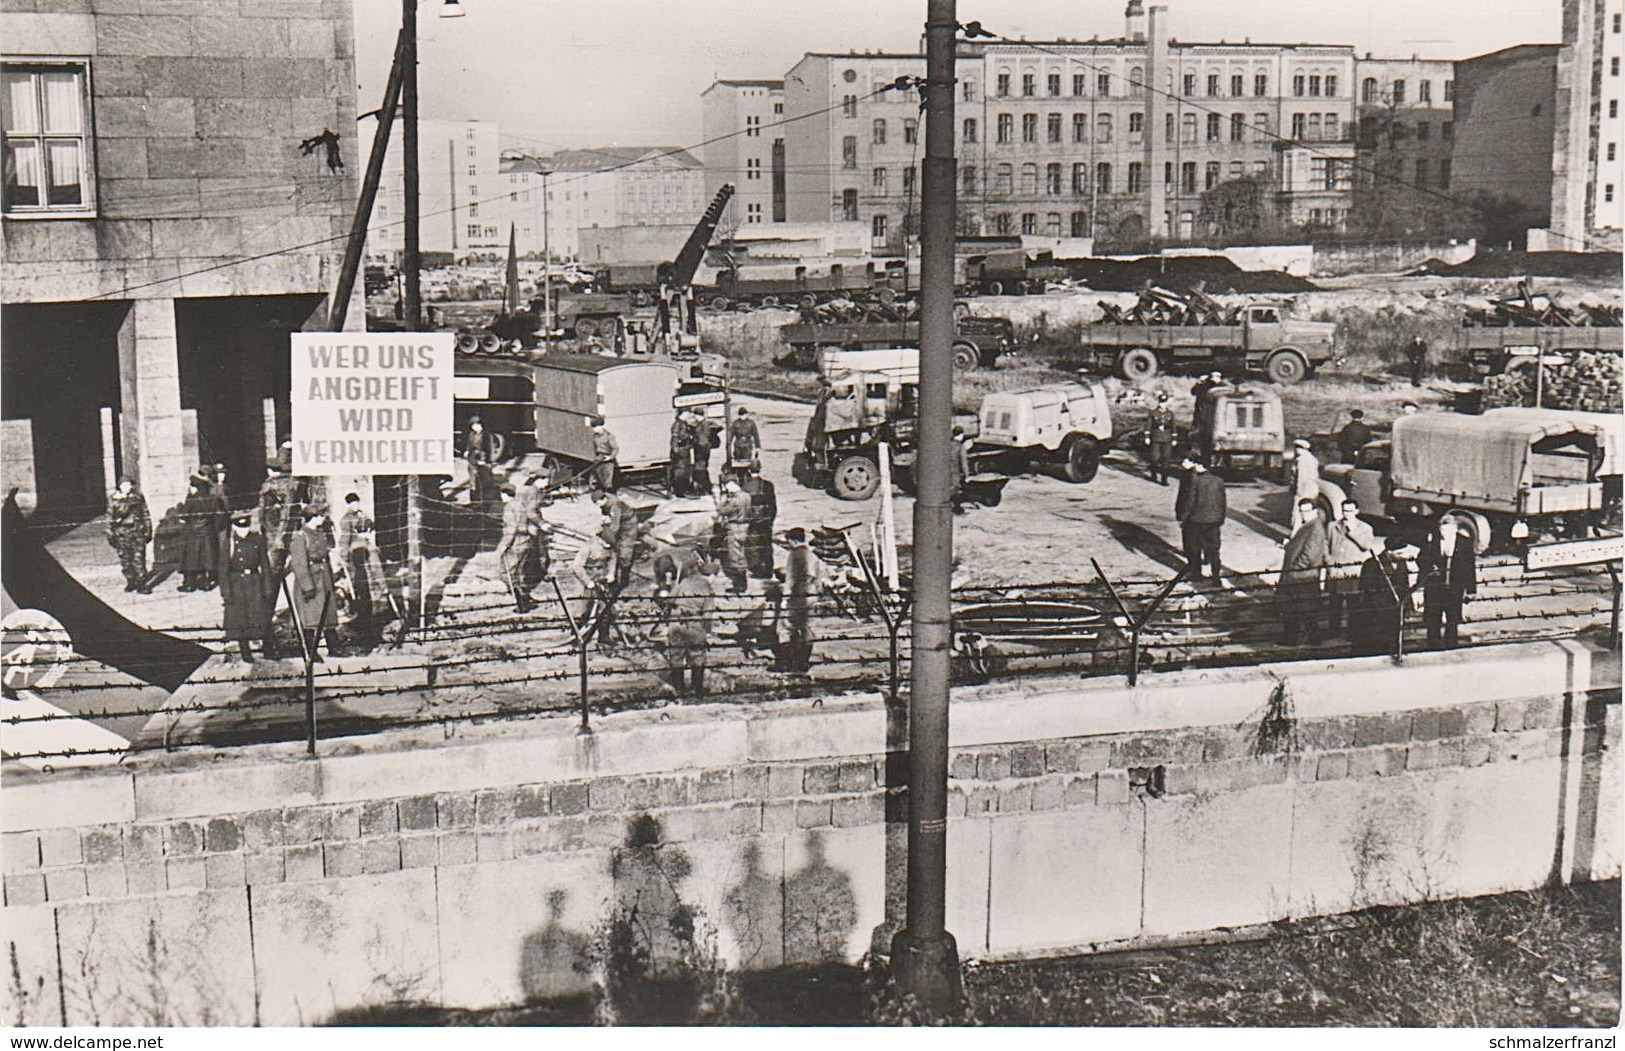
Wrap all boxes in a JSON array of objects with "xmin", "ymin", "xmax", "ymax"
[
  {"xmin": 1078, "ymin": 303, "xmax": 1334, "ymax": 385},
  {"xmin": 973, "ymin": 382, "xmax": 1113, "ymax": 483},
  {"xmin": 1319, "ymin": 410, "xmax": 1612, "ymax": 551}
]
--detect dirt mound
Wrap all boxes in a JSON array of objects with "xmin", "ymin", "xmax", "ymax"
[
  {"xmin": 1060, "ymin": 256, "xmax": 1320, "ymax": 294},
  {"xmin": 1410, "ymin": 251, "xmax": 1624, "ymax": 280}
]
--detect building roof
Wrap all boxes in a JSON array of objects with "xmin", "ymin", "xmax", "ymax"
[
  {"xmin": 704, "ymin": 79, "xmax": 784, "ymax": 90},
  {"xmin": 500, "ymin": 148, "xmax": 702, "ymax": 175}
]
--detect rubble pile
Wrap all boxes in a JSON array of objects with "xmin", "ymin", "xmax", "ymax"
[{"xmin": 1482, "ymin": 351, "xmax": 1625, "ymax": 413}]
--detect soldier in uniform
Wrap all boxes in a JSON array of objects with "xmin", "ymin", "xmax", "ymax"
[
  {"xmin": 494, "ymin": 485, "xmax": 540, "ymax": 613},
  {"xmin": 715, "ymin": 479, "xmax": 752, "ymax": 594},
  {"xmin": 1146, "ymin": 391, "xmax": 1176, "ymax": 486},
  {"xmin": 727, "ymin": 406, "xmax": 761, "ymax": 480},
  {"xmin": 779, "ymin": 527, "xmax": 819, "ymax": 676},
  {"xmin": 590, "ymin": 416, "xmax": 619, "ymax": 495},
  {"xmin": 288, "ymin": 505, "xmax": 342, "ymax": 661},
  {"xmin": 464, "ymin": 415, "xmax": 502, "ymax": 508},
  {"xmin": 742, "ymin": 472, "xmax": 778, "ymax": 579},
  {"xmin": 258, "ymin": 461, "xmax": 300, "ymax": 575},
  {"xmin": 659, "ymin": 560, "xmax": 715, "ymax": 700},
  {"xmin": 336, "ymin": 493, "xmax": 376, "ymax": 636},
  {"xmin": 106, "ymin": 477, "xmax": 153, "ymax": 593},
  {"xmin": 218, "ymin": 508, "xmax": 273, "ymax": 662},
  {"xmin": 595, "ymin": 490, "xmax": 640, "ymax": 589},
  {"xmin": 690, "ymin": 411, "xmax": 719, "ymax": 494},
  {"xmin": 668, "ymin": 411, "xmax": 695, "ymax": 496}
]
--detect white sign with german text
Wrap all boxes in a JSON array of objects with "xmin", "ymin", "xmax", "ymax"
[{"xmin": 291, "ymin": 333, "xmax": 456, "ymax": 475}]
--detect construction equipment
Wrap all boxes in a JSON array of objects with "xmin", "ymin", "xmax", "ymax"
[
  {"xmin": 792, "ymin": 367, "xmax": 918, "ymax": 501},
  {"xmin": 972, "ymin": 382, "xmax": 1114, "ymax": 483}
]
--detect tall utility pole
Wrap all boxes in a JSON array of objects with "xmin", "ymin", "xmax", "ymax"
[
  {"xmin": 890, "ymin": 0, "xmax": 961, "ymax": 1013},
  {"xmin": 541, "ymin": 166, "xmax": 553, "ymax": 337},
  {"xmin": 400, "ymin": 0, "xmax": 424, "ymax": 623}
]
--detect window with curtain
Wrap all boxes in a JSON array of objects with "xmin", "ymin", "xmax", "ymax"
[{"xmin": 2, "ymin": 62, "xmax": 93, "ymax": 214}]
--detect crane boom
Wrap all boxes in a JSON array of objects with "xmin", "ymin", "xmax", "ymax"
[{"xmin": 665, "ymin": 183, "xmax": 734, "ymax": 291}]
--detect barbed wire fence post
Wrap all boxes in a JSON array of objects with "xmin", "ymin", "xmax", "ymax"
[
  {"xmin": 550, "ymin": 578, "xmax": 592, "ymax": 734},
  {"xmin": 1092, "ymin": 558, "xmax": 1188, "ymax": 687},
  {"xmin": 280, "ymin": 574, "xmax": 318, "ymax": 755}
]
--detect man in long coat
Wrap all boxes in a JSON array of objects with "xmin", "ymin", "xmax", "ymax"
[
  {"xmin": 106, "ymin": 477, "xmax": 153, "ymax": 593},
  {"xmin": 288, "ymin": 506, "xmax": 342, "ymax": 661},
  {"xmin": 727, "ymin": 406, "xmax": 761, "ymax": 479},
  {"xmin": 1419, "ymin": 519, "xmax": 1477, "ymax": 649},
  {"xmin": 1174, "ymin": 455, "xmax": 1227, "ymax": 581},
  {"xmin": 1352, "ymin": 535, "xmax": 1418, "ymax": 657},
  {"xmin": 1277, "ymin": 499, "xmax": 1329, "ymax": 646},
  {"xmin": 218, "ymin": 509, "xmax": 273, "ymax": 661},
  {"xmin": 779, "ymin": 527, "xmax": 819, "ymax": 676},
  {"xmin": 1325, "ymin": 499, "xmax": 1377, "ymax": 631},
  {"xmin": 177, "ymin": 476, "xmax": 220, "ymax": 592}
]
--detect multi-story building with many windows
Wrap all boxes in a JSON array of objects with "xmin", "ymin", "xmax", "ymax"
[
  {"xmin": 700, "ymin": 80, "xmax": 786, "ymax": 233},
  {"xmin": 756, "ymin": 3, "xmax": 1375, "ymax": 251},
  {"xmin": 1549, "ymin": 0, "xmax": 1623, "ymax": 249},
  {"xmin": 496, "ymin": 147, "xmax": 704, "ymax": 261}
]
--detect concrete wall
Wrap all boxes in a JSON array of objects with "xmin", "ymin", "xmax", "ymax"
[
  {"xmin": 1310, "ymin": 238, "xmax": 1477, "ymax": 275},
  {"xmin": 2, "ymin": 640, "xmax": 1617, "ymax": 1025}
]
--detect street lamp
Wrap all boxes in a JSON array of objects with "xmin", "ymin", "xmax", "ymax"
[{"xmin": 538, "ymin": 164, "xmax": 554, "ymax": 338}]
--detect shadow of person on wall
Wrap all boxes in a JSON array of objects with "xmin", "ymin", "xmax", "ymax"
[
  {"xmin": 723, "ymin": 840, "xmax": 782, "ymax": 972},
  {"xmin": 783, "ymin": 831, "xmax": 858, "ymax": 967},
  {"xmin": 519, "ymin": 889, "xmax": 593, "ymax": 1005}
]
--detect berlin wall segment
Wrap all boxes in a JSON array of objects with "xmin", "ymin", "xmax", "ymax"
[{"xmin": 1, "ymin": 639, "xmax": 1618, "ymax": 1024}]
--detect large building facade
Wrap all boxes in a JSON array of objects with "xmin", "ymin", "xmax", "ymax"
[
  {"xmin": 704, "ymin": 4, "xmax": 1515, "ymax": 251},
  {"xmin": 750, "ymin": 4, "xmax": 1385, "ymax": 251},
  {"xmin": 2, "ymin": 3, "xmax": 362, "ymax": 517},
  {"xmin": 498, "ymin": 147, "xmax": 705, "ymax": 261},
  {"xmin": 1549, "ymin": 0, "xmax": 1623, "ymax": 250},
  {"xmin": 367, "ymin": 119, "xmax": 504, "ymax": 261},
  {"xmin": 700, "ymin": 80, "xmax": 786, "ymax": 232},
  {"xmin": 1452, "ymin": 44, "xmax": 1562, "ymax": 236}
]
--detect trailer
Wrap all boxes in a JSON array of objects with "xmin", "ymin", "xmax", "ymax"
[
  {"xmin": 530, "ymin": 354, "xmax": 681, "ymax": 472},
  {"xmin": 1077, "ymin": 303, "xmax": 1334, "ymax": 385}
]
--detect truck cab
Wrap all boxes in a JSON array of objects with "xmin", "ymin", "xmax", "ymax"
[
  {"xmin": 975, "ymin": 382, "xmax": 1113, "ymax": 483},
  {"xmin": 793, "ymin": 368, "xmax": 919, "ymax": 500}
]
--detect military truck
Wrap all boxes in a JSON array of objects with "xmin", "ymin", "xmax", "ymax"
[
  {"xmin": 779, "ymin": 312, "xmax": 1017, "ymax": 372},
  {"xmin": 972, "ymin": 382, "xmax": 1113, "ymax": 483},
  {"xmin": 792, "ymin": 367, "xmax": 918, "ymax": 501},
  {"xmin": 1078, "ymin": 302, "xmax": 1335, "ymax": 385},
  {"xmin": 1318, "ymin": 409, "xmax": 1612, "ymax": 551},
  {"xmin": 1194, "ymin": 383, "xmax": 1288, "ymax": 476}
]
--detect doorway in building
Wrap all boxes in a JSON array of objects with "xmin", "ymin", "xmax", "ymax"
[
  {"xmin": 1, "ymin": 302, "xmax": 127, "ymax": 520},
  {"xmin": 174, "ymin": 294, "xmax": 324, "ymax": 506}
]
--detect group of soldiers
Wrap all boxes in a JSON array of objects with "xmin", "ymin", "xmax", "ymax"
[
  {"xmin": 481, "ymin": 402, "xmax": 810, "ymax": 700},
  {"xmin": 105, "ymin": 449, "xmax": 384, "ymax": 664}
]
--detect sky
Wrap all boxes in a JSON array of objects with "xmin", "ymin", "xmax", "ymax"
[{"xmin": 353, "ymin": 0, "xmax": 1561, "ymax": 153}]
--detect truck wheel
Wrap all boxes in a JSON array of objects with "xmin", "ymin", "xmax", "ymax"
[
  {"xmin": 951, "ymin": 342, "xmax": 980, "ymax": 372},
  {"xmin": 830, "ymin": 456, "xmax": 881, "ymax": 501},
  {"xmin": 761, "ymin": 294, "xmax": 780, "ymax": 307},
  {"xmin": 985, "ymin": 280, "xmax": 1005, "ymax": 296},
  {"xmin": 710, "ymin": 295, "xmax": 731, "ymax": 311},
  {"xmin": 1265, "ymin": 350, "xmax": 1309, "ymax": 385},
  {"xmin": 1061, "ymin": 437, "xmax": 1100, "ymax": 483},
  {"xmin": 574, "ymin": 317, "xmax": 598, "ymax": 338},
  {"xmin": 1119, "ymin": 348, "xmax": 1159, "ymax": 382}
]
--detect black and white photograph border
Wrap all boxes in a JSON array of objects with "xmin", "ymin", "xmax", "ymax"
[{"xmin": 0, "ymin": 0, "xmax": 1620, "ymax": 1038}]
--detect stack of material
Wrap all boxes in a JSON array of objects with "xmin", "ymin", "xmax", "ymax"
[
  {"xmin": 1096, "ymin": 281, "xmax": 1243, "ymax": 326},
  {"xmin": 1482, "ymin": 351, "xmax": 1624, "ymax": 413},
  {"xmin": 1464, "ymin": 278, "xmax": 1623, "ymax": 328}
]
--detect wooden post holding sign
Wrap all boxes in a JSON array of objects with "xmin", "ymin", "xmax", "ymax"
[{"xmin": 289, "ymin": 333, "xmax": 457, "ymax": 631}]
